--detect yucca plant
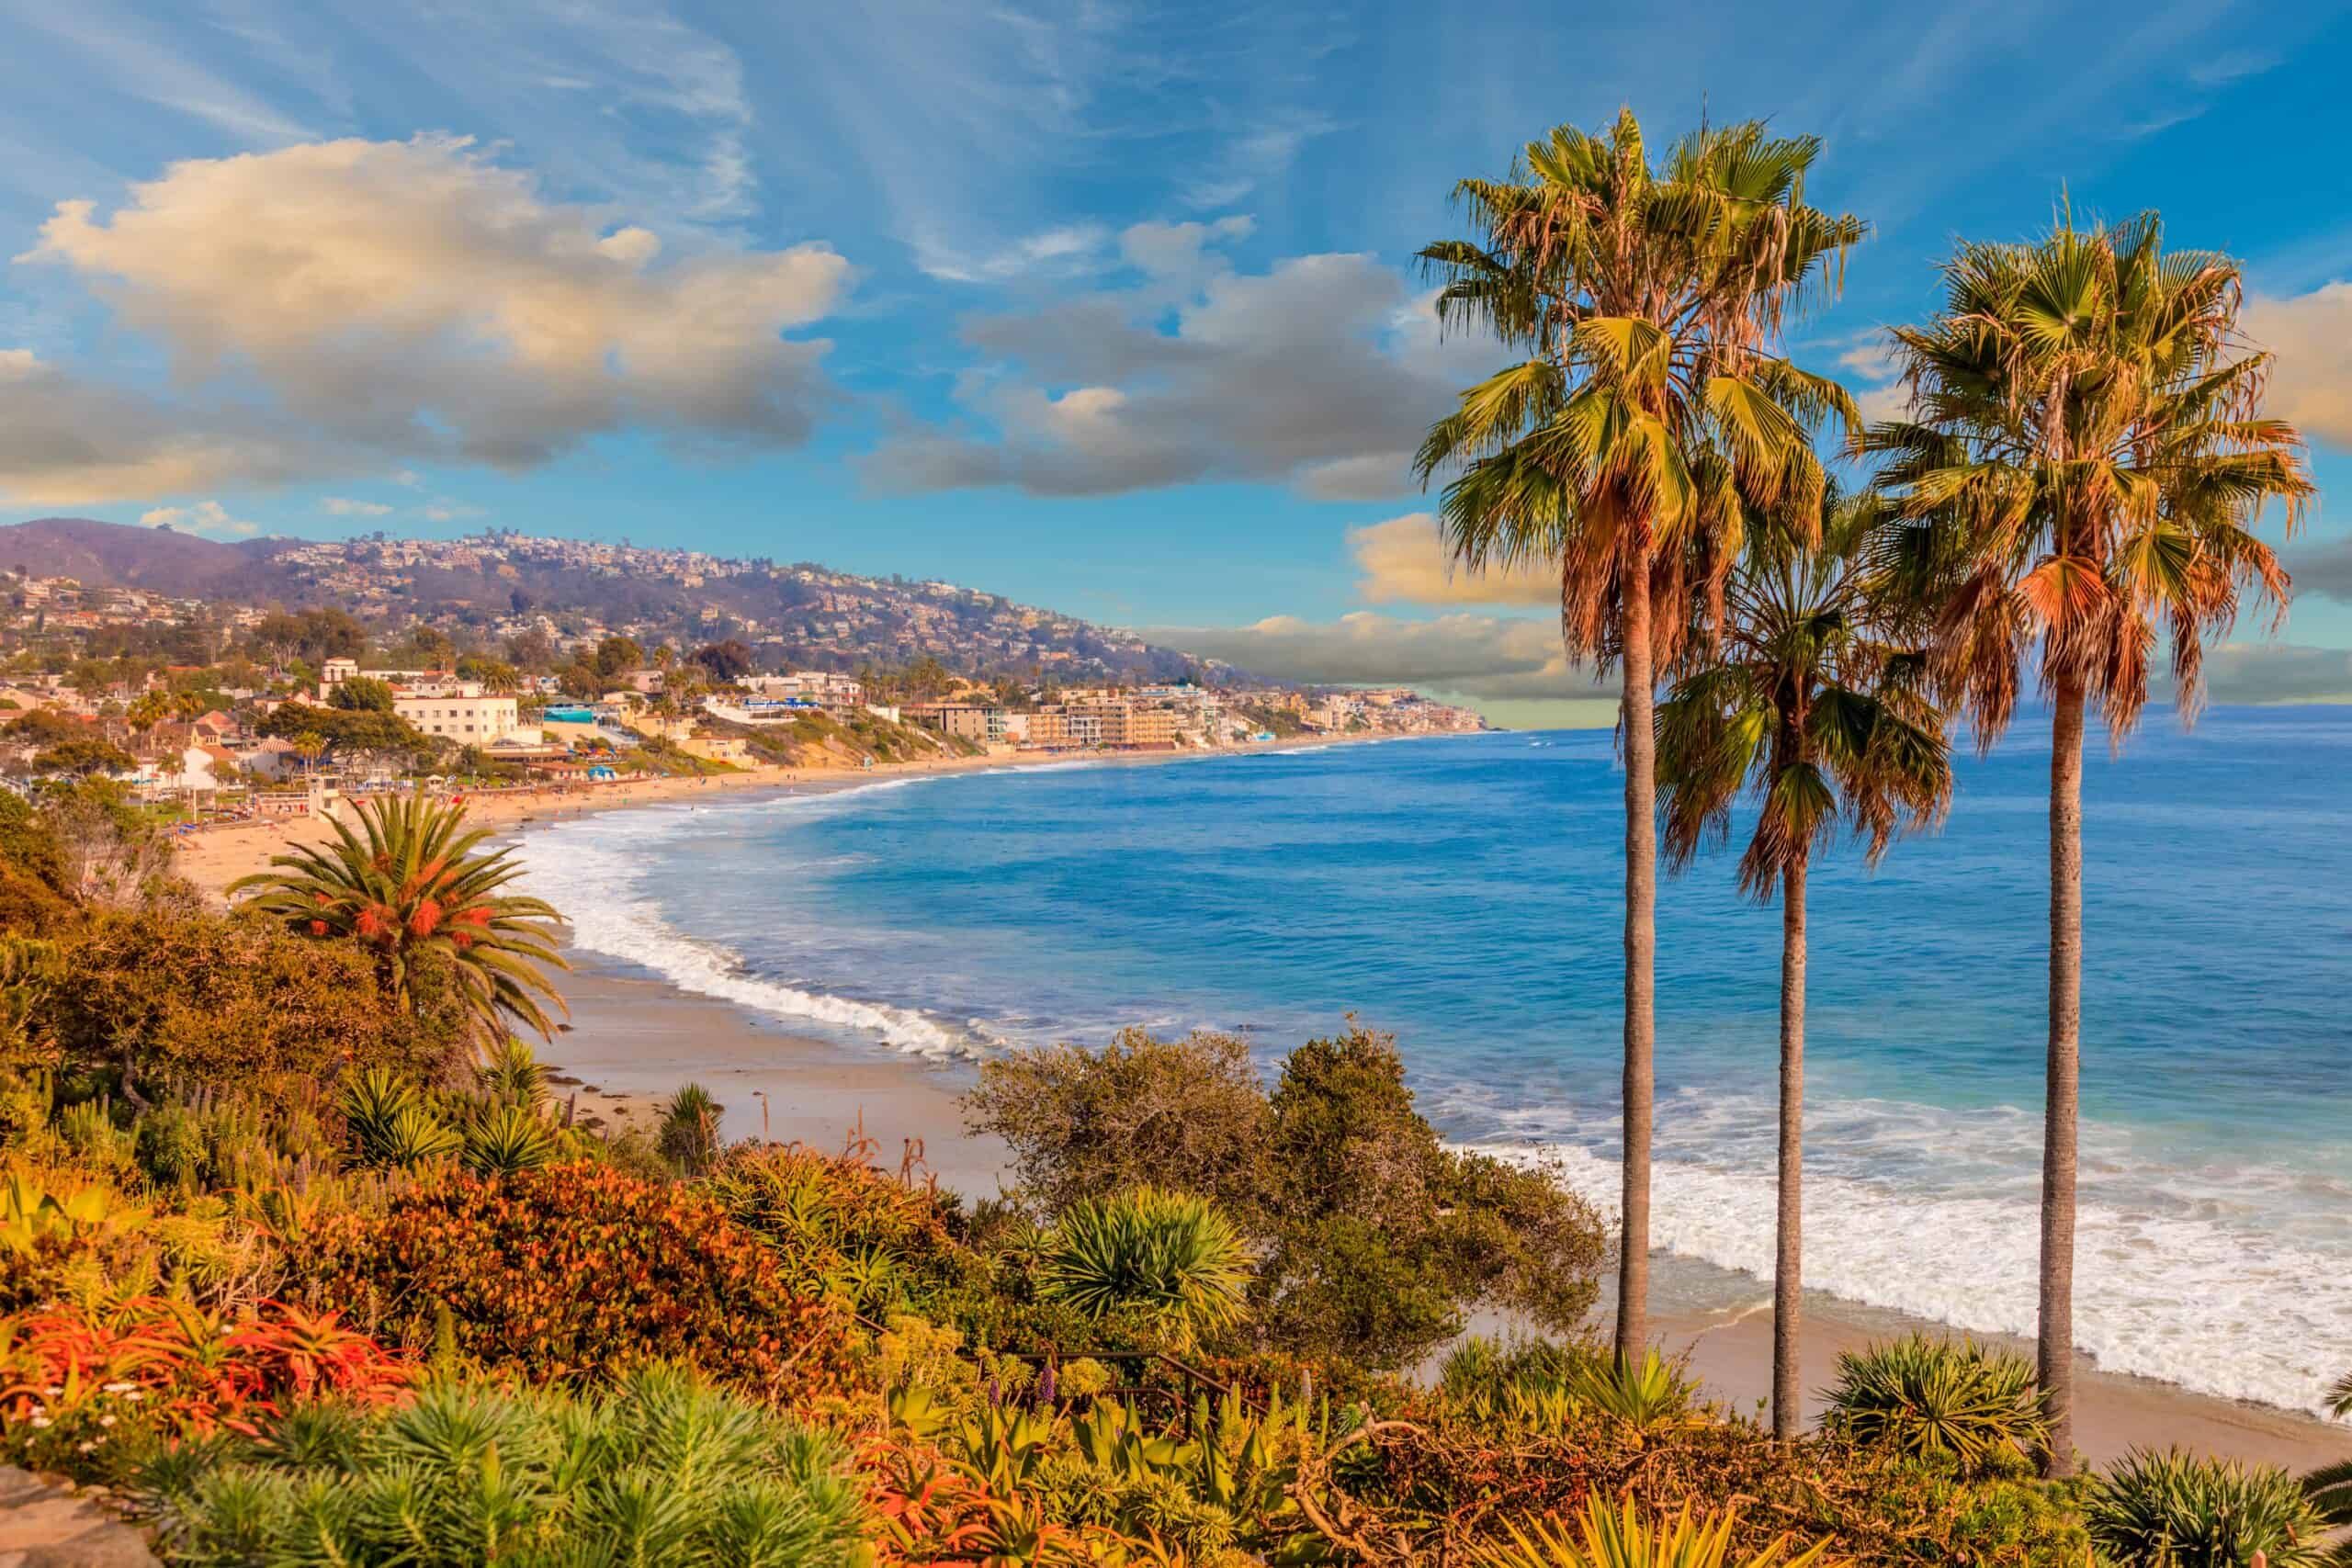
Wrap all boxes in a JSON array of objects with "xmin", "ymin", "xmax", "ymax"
[
  {"xmin": 2087, "ymin": 1449, "xmax": 2327, "ymax": 1568},
  {"xmin": 145, "ymin": 1362, "xmax": 869, "ymax": 1567},
  {"xmin": 658, "ymin": 1083, "xmax": 724, "ymax": 1177},
  {"xmin": 1823, "ymin": 1334, "xmax": 2045, "ymax": 1474},
  {"xmin": 337, "ymin": 1070, "xmax": 460, "ymax": 1170},
  {"xmin": 1040, "ymin": 1186, "xmax": 1250, "ymax": 1341},
  {"xmin": 459, "ymin": 1103, "xmax": 558, "ymax": 1178},
  {"xmin": 1574, "ymin": 1350, "xmax": 1699, "ymax": 1436},
  {"xmin": 472, "ymin": 1037, "xmax": 548, "ymax": 1109},
  {"xmin": 1477, "ymin": 1495, "xmax": 1828, "ymax": 1568}
]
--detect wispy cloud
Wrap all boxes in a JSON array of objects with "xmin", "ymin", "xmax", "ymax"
[
  {"xmin": 321, "ymin": 496, "xmax": 392, "ymax": 516},
  {"xmin": 140, "ymin": 499, "xmax": 260, "ymax": 536}
]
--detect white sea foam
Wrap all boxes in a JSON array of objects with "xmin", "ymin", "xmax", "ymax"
[
  {"xmin": 508, "ymin": 804, "xmax": 986, "ymax": 1060},
  {"xmin": 1464, "ymin": 1103, "xmax": 2352, "ymax": 1416}
]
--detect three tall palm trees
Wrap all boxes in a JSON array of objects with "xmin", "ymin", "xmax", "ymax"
[
  {"xmin": 1864, "ymin": 212, "xmax": 2312, "ymax": 1472},
  {"xmin": 1416, "ymin": 110, "xmax": 1863, "ymax": 1361},
  {"xmin": 1422, "ymin": 120, "xmax": 2313, "ymax": 1461}
]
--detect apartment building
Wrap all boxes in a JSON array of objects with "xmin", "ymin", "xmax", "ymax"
[
  {"xmin": 907, "ymin": 702, "xmax": 1007, "ymax": 742},
  {"xmin": 393, "ymin": 691, "xmax": 522, "ymax": 742}
]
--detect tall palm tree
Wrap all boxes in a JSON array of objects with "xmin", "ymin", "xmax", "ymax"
[
  {"xmin": 1656, "ymin": 494, "xmax": 1951, "ymax": 1438},
  {"xmin": 232, "ymin": 793, "xmax": 570, "ymax": 1043},
  {"xmin": 1417, "ymin": 110, "xmax": 1865, "ymax": 1359},
  {"xmin": 1862, "ymin": 211, "xmax": 2314, "ymax": 1473}
]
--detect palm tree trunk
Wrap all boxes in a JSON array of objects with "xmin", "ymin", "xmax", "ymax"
[
  {"xmin": 2038, "ymin": 680, "xmax": 2085, "ymax": 1478},
  {"xmin": 1615, "ymin": 553, "xmax": 1657, "ymax": 1363},
  {"xmin": 1774, "ymin": 854, "xmax": 1806, "ymax": 1440}
]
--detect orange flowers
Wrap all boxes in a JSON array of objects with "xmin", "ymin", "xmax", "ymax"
[{"xmin": 1, "ymin": 1297, "xmax": 413, "ymax": 1444}]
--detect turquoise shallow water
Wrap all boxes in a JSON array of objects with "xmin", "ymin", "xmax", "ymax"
[{"xmin": 514, "ymin": 709, "xmax": 2352, "ymax": 1413}]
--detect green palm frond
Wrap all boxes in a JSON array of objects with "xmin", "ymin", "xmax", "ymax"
[
  {"xmin": 1418, "ymin": 108, "xmax": 1867, "ymax": 671},
  {"xmin": 1657, "ymin": 489, "xmax": 1953, "ymax": 897}
]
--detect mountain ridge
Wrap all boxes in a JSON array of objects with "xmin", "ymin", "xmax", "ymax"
[{"xmin": 0, "ymin": 516, "xmax": 1246, "ymax": 686}]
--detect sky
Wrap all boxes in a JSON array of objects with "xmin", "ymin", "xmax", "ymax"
[{"xmin": 0, "ymin": 0, "xmax": 2346, "ymax": 727}]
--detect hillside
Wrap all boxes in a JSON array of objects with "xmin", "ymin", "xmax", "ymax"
[
  {"xmin": 0, "ymin": 516, "xmax": 297, "ymax": 599},
  {"xmin": 0, "ymin": 516, "xmax": 1238, "ymax": 685}
]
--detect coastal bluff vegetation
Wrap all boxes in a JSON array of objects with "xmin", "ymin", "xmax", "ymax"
[{"xmin": 0, "ymin": 768, "xmax": 2341, "ymax": 1565}]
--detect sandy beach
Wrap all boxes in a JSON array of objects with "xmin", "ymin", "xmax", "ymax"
[{"xmin": 171, "ymin": 743, "xmax": 2352, "ymax": 1471}]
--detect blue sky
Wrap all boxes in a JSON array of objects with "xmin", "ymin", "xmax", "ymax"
[{"xmin": 1, "ymin": 0, "xmax": 2346, "ymax": 721}]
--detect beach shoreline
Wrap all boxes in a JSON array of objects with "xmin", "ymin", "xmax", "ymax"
[
  {"xmin": 171, "ymin": 732, "xmax": 2352, "ymax": 1470},
  {"xmin": 170, "ymin": 731, "xmax": 1398, "ymax": 897}
]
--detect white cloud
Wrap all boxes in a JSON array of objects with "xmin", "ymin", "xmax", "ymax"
[
  {"xmin": 1144, "ymin": 611, "xmax": 1611, "ymax": 704},
  {"xmin": 1349, "ymin": 513, "xmax": 1555, "ymax": 606},
  {"xmin": 422, "ymin": 498, "xmax": 487, "ymax": 523},
  {"xmin": 0, "ymin": 348, "xmax": 319, "ymax": 507},
  {"xmin": 2245, "ymin": 281, "xmax": 2352, "ymax": 449},
  {"xmin": 322, "ymin": 497, "xmax": 393, "ymax": 516},
  {"xmin": 3, "ymin": 135, "xmax": 854, "ymax": 507},
  {"xmin": 140, "ymin": 500, "xmax": 260, "ymax": 537},
  {"xmin": 918, "ymin": 223, "xmax": 1112, "ymax": 285},
  {"xmin": 862, "ymin": 249, "xmax": 1495, "ymax": 500},
  {"xmin": 2193, "ymin": 642, "xmax": 2352, "ymax": 705}
]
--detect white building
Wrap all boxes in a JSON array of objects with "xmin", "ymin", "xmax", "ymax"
[
  {"xmin": 742, "ymin": 671, "xmax": 865, "ymax": 709},
  {"xmin": 393, "ymin": 691, "xmax": 522, "ymax": 743}
]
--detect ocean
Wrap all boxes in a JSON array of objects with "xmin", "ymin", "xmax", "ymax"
[{"xmin": 510, "ymin": 709, "xmax": 2352, "ymax": 1416}]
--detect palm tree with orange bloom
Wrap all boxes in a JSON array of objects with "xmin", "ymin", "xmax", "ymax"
[{"xmin": 232, "ymin": 793, "xmax": 568, "ymax": 1043}]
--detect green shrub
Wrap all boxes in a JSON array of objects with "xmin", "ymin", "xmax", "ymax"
[
  {"xmin": 37, "ymin": 908, "xmax": 465, "ymax": 1088},
  {"xmin": 1041, "ymin": 1186, "xmax": 1251, "ymax": 1340},
  {"xmin": 144, "ymin": 1364, "xmax": 869, "ymax": 1567},
  {"xmin": 966, "ymin": 1023, "xmax": 1608, "ymax": 1374},
  {"xmin": 278, "ymin": 1160, "xmax": 856, "ymax": 1404},
  {"xmin": 1823, "ymin": 1334, "xmax": 2046, "ymax": 1475},
  {"xmin": 2085, "ymin": 1448, "xmax": 2326, "ymax": 1567}
]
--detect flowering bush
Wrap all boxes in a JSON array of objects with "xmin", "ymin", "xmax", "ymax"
[
  {"xmin": 0, "ymin": 1296, "xmax": 412, "ymax": 1479},
  {"xmin": 278, "ymin": 1159, "xmax": 855, "ymax": 1403}
]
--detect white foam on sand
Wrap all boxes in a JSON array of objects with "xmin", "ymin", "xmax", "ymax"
[{"xmin": 1464, "ymin": 1093, "xmax": 2352, "ymax": 1416}]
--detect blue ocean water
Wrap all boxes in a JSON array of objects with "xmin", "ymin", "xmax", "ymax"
[{"xmin": 513, "ymin": 710, "xmax": 2352, "ymax": 1413}]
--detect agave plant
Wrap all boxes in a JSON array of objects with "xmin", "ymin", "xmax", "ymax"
[
  {"xmin": 1477, "ymin": 1496, "xmax": 1827, "ymax": 1568},
  {"xmin": 230, "ymin": 793, "xmax": 569, "ymax": 1042},
  {"xmin": 1823, "ymin": 1334, "xmax": 2046, "ymax": 1474},
  {"xmin": 1040, "ymin": 1186, "xmax": 1251, "ymax": 1340},
  {"xmin": 2087, "ymin": 1449, "xmax": 2327, "ymax": 1568},
  {"xmin": 1573, "ymin": 1350, "xmax": 1699, "ymax": 1437}
]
